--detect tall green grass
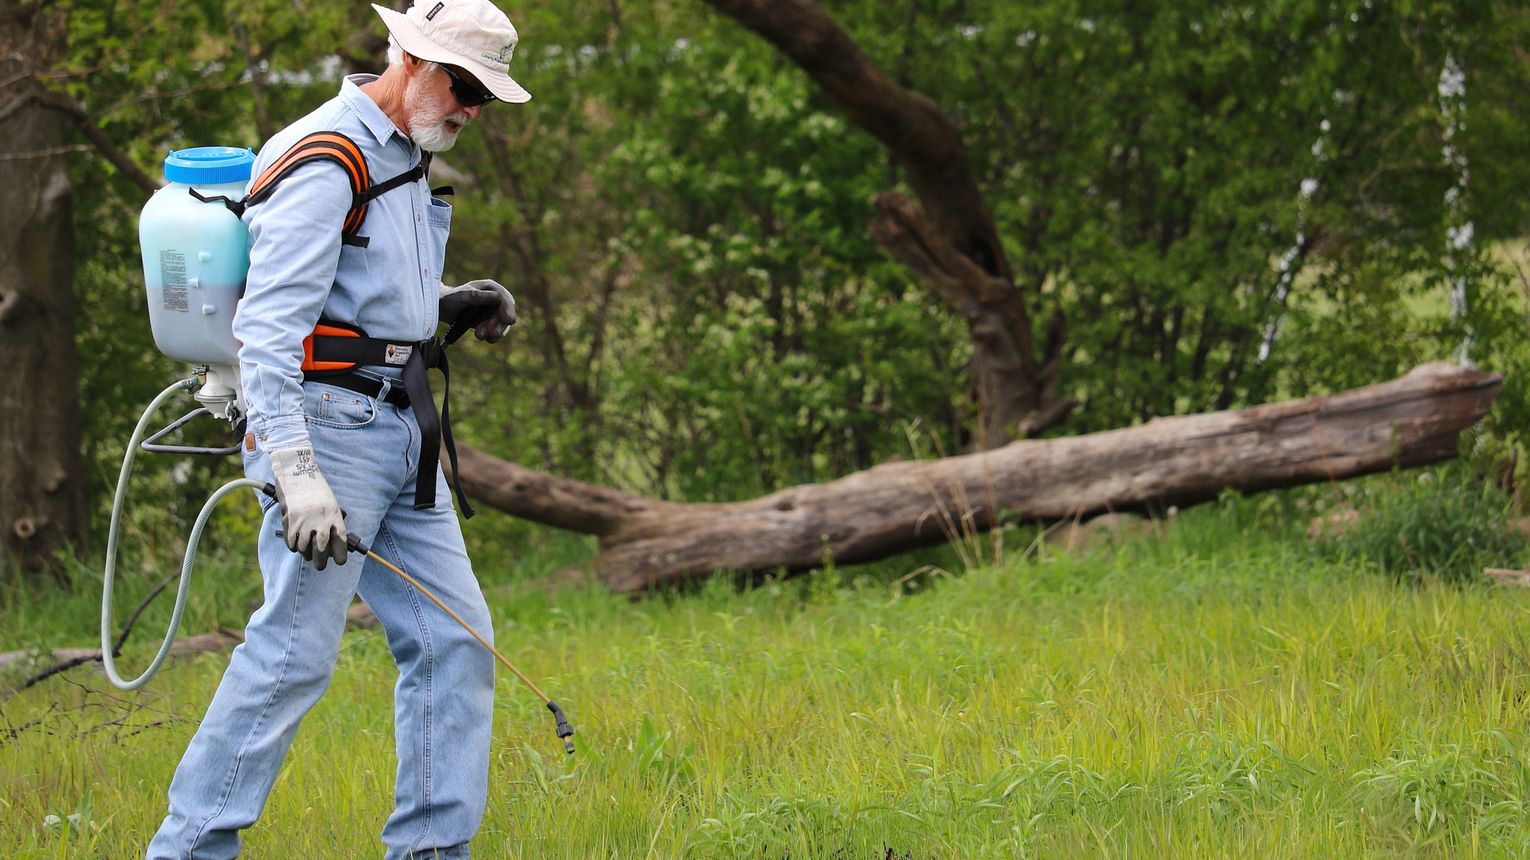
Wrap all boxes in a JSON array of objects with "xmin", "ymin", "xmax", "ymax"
[
  {"xmin": 1311, "ymin": 463, "xmax": 1528, "ymax": 583},
  {"xmin": 5, "ymin": 472, "xmax": 1530, "ymax": 857}
]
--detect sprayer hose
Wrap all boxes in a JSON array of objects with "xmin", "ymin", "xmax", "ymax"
[{"xmin": 100, "ymin": 377, "xmax": 262, "ymax": 690}]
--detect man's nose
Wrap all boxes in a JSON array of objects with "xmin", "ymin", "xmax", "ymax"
[{"xmin": 462, "ymin": 103, "xmax": 484, "ymax": 120}]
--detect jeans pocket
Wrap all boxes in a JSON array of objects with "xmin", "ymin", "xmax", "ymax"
[{"xmin": 303, "ymin": 382, "xmax": 378, "ymax": 429}]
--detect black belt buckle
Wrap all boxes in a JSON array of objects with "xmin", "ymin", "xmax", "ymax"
[
  {"xmin": 379, "ymin": 383, "xmax": 409, "ymax": 409},
  {"xmin": 417, "ymin": 337, "xmax": 443, "ymax": 369}
]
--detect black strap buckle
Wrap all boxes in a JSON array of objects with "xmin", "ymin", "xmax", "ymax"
[
  {"xmin": 305, "ymin": 324, "xmax": 474, "ymax": 519},
  {"xmin": 418, "ymin": 336, "xmax": 444, "ymax": 368}
]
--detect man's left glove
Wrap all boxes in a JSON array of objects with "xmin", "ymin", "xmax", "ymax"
[{"xmin": 440, "ymin": 279, "xmax": 517, "ymax": 342}]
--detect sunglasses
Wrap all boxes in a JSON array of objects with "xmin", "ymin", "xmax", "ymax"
[{"xmin": 440, "ymin": 64, "xmax": 496, "ymax": 108}]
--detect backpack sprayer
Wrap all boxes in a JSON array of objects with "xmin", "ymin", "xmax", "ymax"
[{"xmin": 101, "ymin": 146, "xmax": 573, "ymax": 754}]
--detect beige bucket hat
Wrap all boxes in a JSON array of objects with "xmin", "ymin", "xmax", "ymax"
[{"xmin": 372, "ymin": 0, "xmax": 532, "ymax": 103}]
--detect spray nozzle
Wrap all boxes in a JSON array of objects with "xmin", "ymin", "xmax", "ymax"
[{"xmin": 548, "ymin": 701, "xmax": 576, "ymax": 754}]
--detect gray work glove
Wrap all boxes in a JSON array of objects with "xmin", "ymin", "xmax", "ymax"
[
  {"xmin": 439, "ymin": 279, "xmax": 517, "ymax": 342},
  {"xmin": 267, "ymin": 446, "xmax": 349, "ymax": 570}
]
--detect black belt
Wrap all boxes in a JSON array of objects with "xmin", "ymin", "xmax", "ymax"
[
  {"xmin": 302, "ymin": 313, "xmax": 483, "ymax": 518},
  {"xmin": 316, "ymin": 373, "xmax": 410, "ymax": 409}
]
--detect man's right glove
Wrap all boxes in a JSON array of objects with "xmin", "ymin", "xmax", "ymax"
[{"xmin": 267, "ymin": 446, "xmax": 349, "ymax": 570}]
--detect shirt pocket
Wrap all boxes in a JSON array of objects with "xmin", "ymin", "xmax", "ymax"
[
  {"xmin": 338, "ymin": 242, "xmax": 370, "ymax": 279},
  {"xmin": 427, "ymin": 197, "xmax": 452, "ymax": 282}
]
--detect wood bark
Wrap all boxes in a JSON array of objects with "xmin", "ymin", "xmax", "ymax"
[
  {"xmin": 3, "ymin": 603, "xmax": 376, "ymax": 689},
  {"xmin": 451, "ymin": 363, "xmax": 1501, "ymax": 593},
  {"xmin": 0, "ymin": 632, "xmax": 243, "ymax": 678},
  {"xmin": 0, "ymin": 0, "xmax": 88, "ymax": 576},
  {"xmin": 702, "ymin": 0, "xmax": 1065, "ymax": 443}
]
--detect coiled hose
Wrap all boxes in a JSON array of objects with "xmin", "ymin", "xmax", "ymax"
[
  {"xmin": 100, "ymin": 377, "xmax": 261, "ymax": 690},
  {"xmin": 95, "ymin": 378, "xmax": 576, "ymax": 751}
]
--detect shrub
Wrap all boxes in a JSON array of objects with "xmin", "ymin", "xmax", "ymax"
[{"xmin": 1314, "ymin": 464, "xmax": 1528, "ymax": 583}]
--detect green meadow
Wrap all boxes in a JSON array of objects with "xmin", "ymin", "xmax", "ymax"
[
  {"xmin": 7, "ymin": 472, "xmax": 1530, "ymax": 858},
  {"xmin": 9, "ymin": 2, "xmax": 1530, "ymax": 857}
]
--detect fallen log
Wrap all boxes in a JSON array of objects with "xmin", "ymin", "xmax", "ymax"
[
  {"xmin": 1485, "ymin": 568, "xmax": 1530, "ymax": 588},
  {"xmin": 454, "ymin": 362, "xmax": 1501, "ymax": 593},
  {"xmin": 0, "ymin": 630, "xmax": 243, "ymax": 682},
  {"xmin": 3, "ymin": 602, "xmax": 378, "ymax": 691}
]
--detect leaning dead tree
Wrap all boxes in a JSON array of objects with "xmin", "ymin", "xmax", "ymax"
[
  {"xmin": 455, "ymin": 363, "xmax": 1500, "ymax": 593},
  {"xmin": 702, "ymin": 0, "xmax": 1070, "ymax": 444}
]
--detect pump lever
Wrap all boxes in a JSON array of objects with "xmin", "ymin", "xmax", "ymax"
[{"xmin": 141, "ymin": 407, "xmax": 242, "ymax": 456}]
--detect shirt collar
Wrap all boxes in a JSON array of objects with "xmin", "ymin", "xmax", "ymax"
[{"xmin": 340, "ymin": 74, "xmax": 413, "ymax": 150}]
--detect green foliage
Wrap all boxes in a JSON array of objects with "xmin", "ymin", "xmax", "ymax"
[
  {"xmin": 433, "ymin": 0, "xmax": 1530, "ymax": 506},
  {"xmin": 38, "ymin": 0, "xmax": 1530, "ymax": 566},
  {"xmin": 1312, "ymin": 464, "xmax": 1529, "ymax": 582},
  {"xmin": 858, "ymin": 0, "xmax": 1530, "ymax": 429},
  {"xmin": 444, "ymin": 16, "xmax": 966, "ymax": 499},
  {"xmin": 590, "ymin": 50, "xmax": 962, "ymax": 496},
  {"xmin": 1354, "ymin": 737, "xmax": 1530, "ymax": 849}
]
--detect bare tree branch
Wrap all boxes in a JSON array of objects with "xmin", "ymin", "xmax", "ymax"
[
  {"xmin": 703, "ymin": 0, "xmax": 1008, "ymax": 278},
  {"xmin": 27, "ymin": 89, "xmax": 158, "ymax": 194},
  {"xmin": 449, "ymin": 444, "xmax": 672, "ymax": 536},
  {"xmin": 0, "ymin": 142, "xmax": 88, "ymax": 161},
  {"xmin": 233, "ymin": 16, "xmax": 274, "ymax": 141}
]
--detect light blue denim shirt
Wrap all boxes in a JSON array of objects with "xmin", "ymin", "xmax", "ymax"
[{"xmin": 233, "ymin": 74, "xmax": 452, "ymax": 453}]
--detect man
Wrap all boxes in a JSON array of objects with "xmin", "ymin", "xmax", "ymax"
[{"xmin": 147, "ymin": 2, "xmax": 528, "ymax": 857}]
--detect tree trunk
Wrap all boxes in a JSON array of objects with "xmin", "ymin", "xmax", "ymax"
[
  {"xmin": 452, "ymin": 363, "xmax": 1500, "ymax": 593},
  {"xmin": 0, "ymin": 1, "xmax": 87, "ymax": 576},
  {"xmin": 702, "ymin": 0, "xmax": 1069, "ymax": 443}
]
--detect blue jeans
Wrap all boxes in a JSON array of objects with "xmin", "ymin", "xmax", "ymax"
[{"xmin": 148, "ymin": 378, "xmax": 495, "ymax": 859}]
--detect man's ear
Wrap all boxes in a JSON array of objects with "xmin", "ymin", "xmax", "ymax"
[{"xmin": 401, "ymin": 52, "xmax": 424, "ymax": 76}]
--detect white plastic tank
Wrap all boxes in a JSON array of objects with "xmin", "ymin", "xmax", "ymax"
[{"xmin": 138, "ymin": 146, "xmax": 255, "ymax": 366}]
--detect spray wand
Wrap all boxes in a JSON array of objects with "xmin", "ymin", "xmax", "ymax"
[
  {"xmin": 263, "ymin": 484, "xmax": 575, "ymax": 754},
  {"xmin": 348, "ymin": 531, "xmax": 575, "ymax": 754}
]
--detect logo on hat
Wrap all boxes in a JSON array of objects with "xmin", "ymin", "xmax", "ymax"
[{"xmin": 483, "ymin": 41, "xmax": 514, "ymax": 66}]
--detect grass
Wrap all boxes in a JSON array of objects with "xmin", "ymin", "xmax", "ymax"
[{"xmin": 6, "ymin": 478, "xmax": 1530, "ymax": 857}]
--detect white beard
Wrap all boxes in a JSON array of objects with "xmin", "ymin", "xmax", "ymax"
[
  {"xmin": 412, "ymin": 121, "xmax": 461, "ymax": 153},
  {"xmin": 405, "ymin": 73, "xmax": 470, "ymax": 153}
]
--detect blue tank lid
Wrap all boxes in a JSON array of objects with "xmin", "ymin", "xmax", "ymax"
[{"xmin": 163, "ymin": 146, "xmax": 256, "ymax": 185}]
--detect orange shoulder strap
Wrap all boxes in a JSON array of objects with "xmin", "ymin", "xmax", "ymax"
[{"xmin": 243, "ymin": 132, "xmax": 372, "ymax": 239}]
